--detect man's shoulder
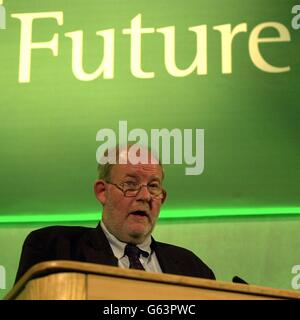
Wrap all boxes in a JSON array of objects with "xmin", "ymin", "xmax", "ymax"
[
  {"xmin": 27, "ymin": 225, "xmax": 93, "ymax": 237},
  {"xmin": 154, "ymin": 240, "xmax": 216, "ymax": 279},
  {"xmin": 15, "ymin": 225, "xmax": 101, "ymax": 283},
  {"xmin": 24, "ymin": 225, "xmax": 94, "ymax": 245},
  {"xmin": 154, "ymin": 240, "xmax": 200, "ymax": 258}
]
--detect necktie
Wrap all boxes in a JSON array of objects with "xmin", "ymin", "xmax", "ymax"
[{"xmin": 124, "ymin": 244, "xmax": 149, "ymax": 270}]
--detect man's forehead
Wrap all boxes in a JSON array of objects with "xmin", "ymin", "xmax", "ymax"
[
  {"xmin": 118, "ymin": 146, "xmax": 159, "ymax": 165},
  {"xmin": 111, "ymin": 163, "xmax": 163, "ymax": 179}
]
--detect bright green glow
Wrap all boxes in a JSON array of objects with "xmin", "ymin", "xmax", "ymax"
[{"xmin": 0, "ymin": 207, "xmax": 299, "ymax": 223}]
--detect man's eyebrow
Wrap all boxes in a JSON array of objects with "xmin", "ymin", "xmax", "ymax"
[
  {"xmin": 148, "ymin": 177, "xmax": 162, "ymax": 184},
  {"xmin": 150, "ymin": 177, "xmax": 161, "ymax": 181},
  {"xmin": 123, "ymin": 174, "xmax": 138, "ymax": 179},
  {"xmin": 123, "ymin": 174, "xmax": 161, "ymax": 182}
]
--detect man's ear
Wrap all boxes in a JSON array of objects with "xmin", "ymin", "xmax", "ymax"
[
  {"xmin": 94, "ymin": 180, "xmax": 107, "ymax": 205},
  {"xmin": 161, "ymin": 190, "xmax": 167, "ymax": 205}
]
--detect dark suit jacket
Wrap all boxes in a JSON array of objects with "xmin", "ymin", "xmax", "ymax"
[{"xmin": 15, "ymin": 224, "xmax": 215, "ymax": 283}]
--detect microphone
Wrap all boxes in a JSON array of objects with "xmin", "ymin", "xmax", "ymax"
[{"xmin": 232, "ymin": 276, "xmax": 248, "ymax": 284}]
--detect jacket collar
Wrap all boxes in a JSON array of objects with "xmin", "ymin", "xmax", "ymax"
[
  {"xmin": 80, "ymin": 223, "xmax": 181, "ymax": 274},
  {"xmin": 151, "ymin": 239, "xmax": 181, "ymax": 275},
  {"xmin": 78, "ymin": 222, "xmax": 118, "ymax": 267}
]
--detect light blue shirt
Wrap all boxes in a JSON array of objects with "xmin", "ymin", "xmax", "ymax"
[{"xmin": 101, "ymin": 221, "xmax": 162, "ymax": 273}]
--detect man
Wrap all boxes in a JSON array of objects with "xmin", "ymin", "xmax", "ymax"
[{"xmin": 15, "ymin": 145, "xmax": 215, "ymax": 282}]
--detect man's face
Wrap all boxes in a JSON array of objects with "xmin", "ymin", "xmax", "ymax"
[{"xmin": 95, "ymin": 162, "xmax": 166, "ymax": 244}]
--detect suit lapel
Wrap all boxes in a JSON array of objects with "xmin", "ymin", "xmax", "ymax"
[
  {"xmin": 78, "ymin": 227, "xmax": 183, "ymax": 275},
  {"xmin": 152, "ymin": 239, "xmax": 182, "ymax": 275},
  {"xmin": 78, "ymin": 223, "xmax": 118, "ymax": 267}
]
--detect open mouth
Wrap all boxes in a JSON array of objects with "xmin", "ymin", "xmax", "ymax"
[{"xmin": 129, "ymin": 210, "xmax": 148, "ymax": 217}]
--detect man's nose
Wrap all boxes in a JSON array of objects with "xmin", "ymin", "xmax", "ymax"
[{"xmin": 136, "ymin": 185, "xmax": 152, "ymax": 201}]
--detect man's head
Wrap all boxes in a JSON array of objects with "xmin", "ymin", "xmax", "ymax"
[{"xmin": 94, "ymin": 145, "xmax": 167, "ymax": 244}]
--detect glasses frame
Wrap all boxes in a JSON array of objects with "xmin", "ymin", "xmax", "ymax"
[{"xmin": 105, "ymin": 181, "xmax": 165, "ymax": 199}]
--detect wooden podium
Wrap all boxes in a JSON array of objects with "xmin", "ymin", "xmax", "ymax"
[{"xmin": 5, "ymin": 260, "xmax": 300, "ymax": 300}]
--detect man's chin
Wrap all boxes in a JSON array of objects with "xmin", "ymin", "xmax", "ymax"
[{"xmin": 127, "ymin": 226, "xmax": 151, "ymax": 243}]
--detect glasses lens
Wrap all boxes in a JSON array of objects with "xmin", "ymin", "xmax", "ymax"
[
  {"xmin": 124, "ymin": 185, "xmax": 163, "ymax": 198},
  {"xmin": 125, "ymin": 189, "xmax": 139, "ymax": 197},
  {"xmin": 148, "ymin": 186, "xmax": 162, "ymax": 196}
]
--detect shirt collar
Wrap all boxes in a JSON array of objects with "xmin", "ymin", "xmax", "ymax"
[{"xmin": 100, "ymin": 220, "xmax": 152, "ymax": 259}]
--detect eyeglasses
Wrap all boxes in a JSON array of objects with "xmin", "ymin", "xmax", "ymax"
[{"xmin": 106, "ymin": 180, "xmax": 164, "ymax": 199}]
